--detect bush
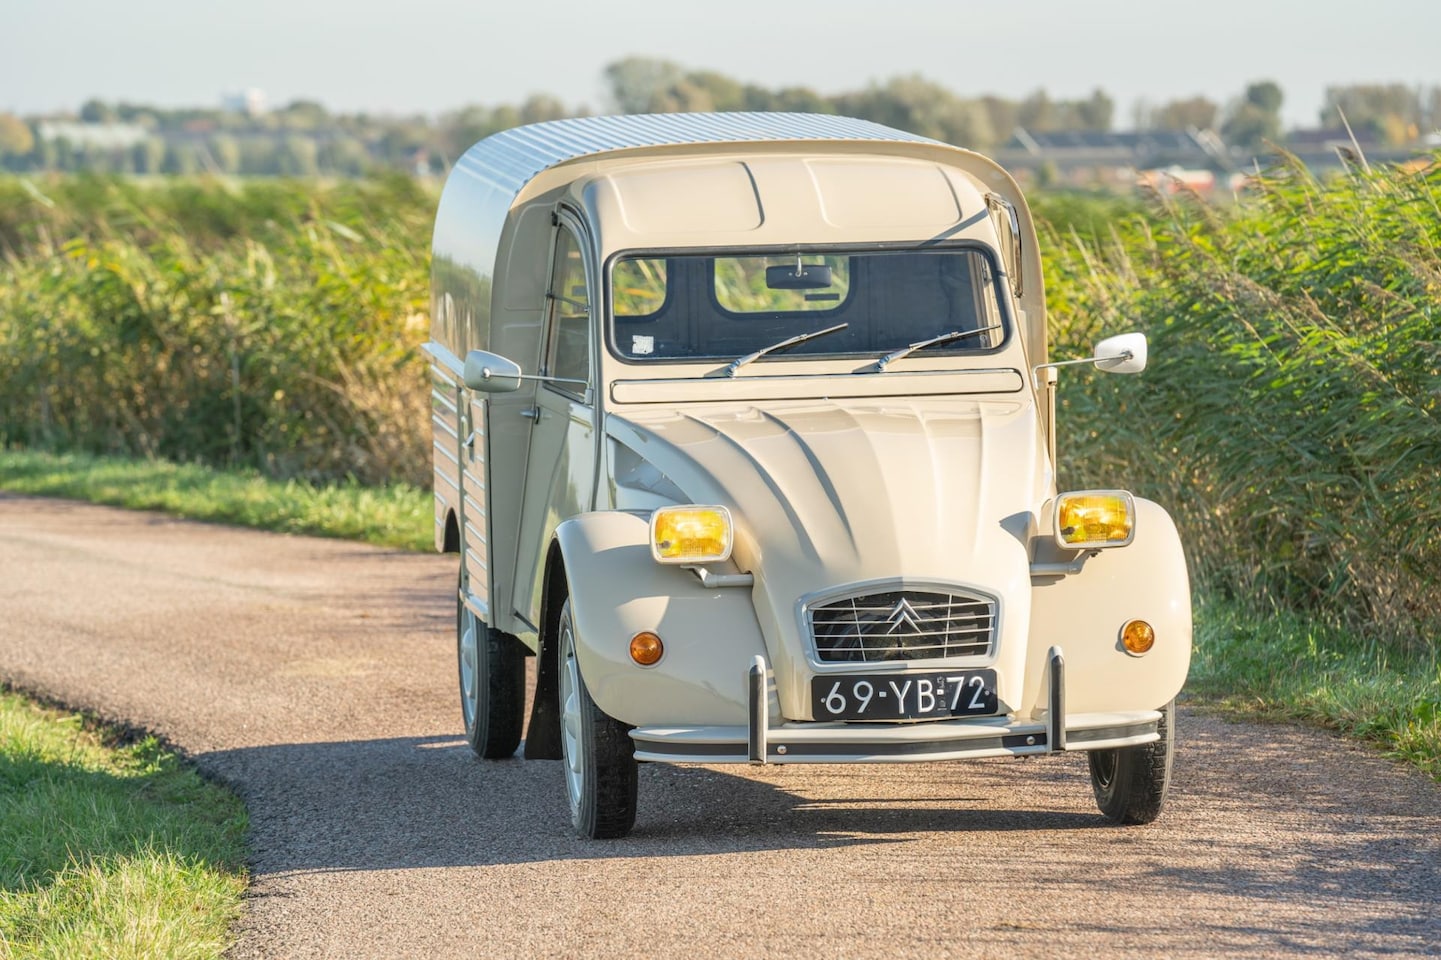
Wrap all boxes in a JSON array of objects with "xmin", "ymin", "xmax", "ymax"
[
  {"xmin": 1042, "ymin": 155, "xmax": 1441, "ymax": 644},
  {"xmin": 0, "ymin": 174, "xmax": 434, "ymax": 486}
]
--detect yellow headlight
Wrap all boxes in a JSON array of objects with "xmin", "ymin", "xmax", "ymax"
[
  {"xmin": 650, "ymin": 505, "xmax": 734, "ymax": 564},
  {"xmin": 1055, "ymin": 491, "xmax": 1135, "ymax": 549}
]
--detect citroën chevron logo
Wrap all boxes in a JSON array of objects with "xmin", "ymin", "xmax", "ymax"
[{"xmin": 883, "ymin": 597, "xmax": 925, "ymax": 634}]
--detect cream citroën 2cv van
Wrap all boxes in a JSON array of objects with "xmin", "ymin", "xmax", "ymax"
[{"xmin": 425, "ymin": 113, "xmax": 1191, "ymax": 839}]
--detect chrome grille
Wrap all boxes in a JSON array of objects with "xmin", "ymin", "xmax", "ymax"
[{"xmin": 808, "ymin": 589, "xmax": 996, "ymax": 663}]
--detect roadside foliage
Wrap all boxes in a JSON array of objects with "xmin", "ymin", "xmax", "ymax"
[
  {"xmin": 0, "ymin": 174, "xmax": 434, "ymax": 487},
  {"xmin": 1042, "ymin": 155, "xmax": 1441, "ymax": 647}
]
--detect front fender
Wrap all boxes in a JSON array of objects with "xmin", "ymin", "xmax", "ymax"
[
  {"xmin": 1024, "ymin": 497, "xmax": 1192, "ymax": 716},
  {"xmin": 555, "ymin": 511, "xmax": 767, "ymax": 727}
]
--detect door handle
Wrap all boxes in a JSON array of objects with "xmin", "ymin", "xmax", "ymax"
[{"xmin": 520, "ymin": 407, "xmax": 541, "ymax": 420}]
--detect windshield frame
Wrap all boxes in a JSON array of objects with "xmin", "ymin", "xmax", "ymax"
[{"xmin": 603, "ymin": 241, "xmax": 1014, "ymax": 369}]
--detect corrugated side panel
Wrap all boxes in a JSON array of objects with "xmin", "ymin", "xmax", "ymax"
[
  {"xmin": 430, "ymin": 364, "xmax": 461, "ymax": 553},
  {"xmin": 461, "ymin": 393, "xmax": 489, "ymax": 618}
]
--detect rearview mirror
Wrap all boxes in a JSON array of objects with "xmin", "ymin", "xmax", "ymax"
[
  {"xmin": 463, "ymin": 350, "xmax": 522, "ymax": 393},
  {"xmin": 766, "ymin": 263, "xmax": 833, "ymax": 290},
  {"xmin": 1094, "ymin": 332, "xmax": 1147, "ymax": 374}
]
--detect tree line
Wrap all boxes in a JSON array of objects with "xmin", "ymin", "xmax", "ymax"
[{"xmin": 1, "ymin": 57, "xmax": 1436, "ymax": 177}]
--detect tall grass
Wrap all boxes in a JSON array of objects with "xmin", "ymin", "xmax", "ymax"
[
  {"xmin": 1042, "ymin": 155, "xmax": 1441, "ymax": 644},
  {"xmin": 1189, "ymin": 597, "xmax": 1440, "ymax": 778},
  {"xmin": 0, "ymin": 175, "xmax": 435, "ymax": 486}
]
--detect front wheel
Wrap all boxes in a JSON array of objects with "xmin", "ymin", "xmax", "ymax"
[
  {"xmin": 557, "ymin": 600, "xmax": 637, "ymax": 839},
  {"xmin": 457, "ymin": 576, "xmax": 525, "ymax": 759},
  {"xmin": 1088, "ymin": 700, "xmax": 1175, "ymax": 825}
]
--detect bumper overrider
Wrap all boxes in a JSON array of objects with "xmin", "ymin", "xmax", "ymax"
[{"xmin": 629, "ymin": 646, "xmax": 1164, "ymax": 764}]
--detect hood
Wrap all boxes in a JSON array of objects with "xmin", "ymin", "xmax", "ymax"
[
  {"xmin": 609, "ymin": 398, "xmax": 1046, "ymax": 581},
  {"xmin": 607, "ymin": 397, "xmax": 1049, "ymax": 702}
]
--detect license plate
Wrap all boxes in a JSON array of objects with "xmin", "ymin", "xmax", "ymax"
[{"xmin": 811, "ymin": 669, "xmax": 998, "ymax": 721}]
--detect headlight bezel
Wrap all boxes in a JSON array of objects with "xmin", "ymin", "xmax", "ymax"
[{"xmin": 1053, "ymin": 489, "xmax": 1136, "ymax": 550}]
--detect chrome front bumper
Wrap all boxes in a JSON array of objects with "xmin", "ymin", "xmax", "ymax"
[{"xmin": 629, "ymin": 647, "xmax": 1163, "ymax": 765}]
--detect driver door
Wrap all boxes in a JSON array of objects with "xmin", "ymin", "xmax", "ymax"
[{"xmin": 511, "ymin": 216, "xmax": 597, "ymax": 629}]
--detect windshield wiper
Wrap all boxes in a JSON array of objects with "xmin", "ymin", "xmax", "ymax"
[
  {"xmin": 874, "ymin": 324, "xmax": 1004, "ymax": 372},
  {"xmin": 725, "ymin": 322, "xmax": 849, "ymax": 378}
]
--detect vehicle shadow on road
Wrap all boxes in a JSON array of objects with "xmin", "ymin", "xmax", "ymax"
[
  {"xmin": 199, "ymin": 710, "xmax": 1441, "ymax": 956},
  {"xmin": 198, "ymin": 734, "xmax": 1106, "ymax": 876}
]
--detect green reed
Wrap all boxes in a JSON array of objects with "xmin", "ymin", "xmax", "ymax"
[
  {"xmin": 1043, "ymin": 154, "xmax": 1441, "ymax": 644},
  {"xmin": 0, "ymin": 175, "xmax": 435, "ymax": 486}
]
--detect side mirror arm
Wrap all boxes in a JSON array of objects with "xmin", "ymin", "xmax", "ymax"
[
  {"xmin": 1030, "ymin": 351, "xmax": 1134, "ymax": 390},
  {"xmin": 1033, "ymin": 332, "xmax": 1148, "ymax": 389},
  {"xmin": 463, "ymin": 348, "xmax": 586, "ymax": 393}
]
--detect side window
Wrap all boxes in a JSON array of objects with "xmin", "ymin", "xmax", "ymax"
[
  {"xmin": 546, "ymin": 226, "xmax": 591, "ymax": 395},
  {"xmin": 985, "ymin": 194, "xmax": 1024, "ymax": 297}
]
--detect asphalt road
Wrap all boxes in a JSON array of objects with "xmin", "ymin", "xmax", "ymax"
[{"xmin": 2, "ymin": 492, "xmax": 1439, "ymax": 959}]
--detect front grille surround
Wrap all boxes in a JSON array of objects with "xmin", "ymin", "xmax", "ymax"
[{"xmin": 800, "ymin": 580, "xmax": 1000, "ymax": 667}]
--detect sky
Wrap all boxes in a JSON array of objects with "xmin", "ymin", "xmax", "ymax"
[{"xmin": 4, "ymin": 0, "xmax": 1440, "ymax": 129}]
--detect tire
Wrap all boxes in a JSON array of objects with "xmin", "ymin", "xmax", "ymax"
[
  {"xmin": 1088, "ymin": 699, "xmax": 1175, "ymax": 825},
  {"xmin": 457, "ymin": 575, "xmax": 525, "ymax": 759},
  {"xmin": 557, "ymin": 599, "xmax": 637, "ymax": 839}
]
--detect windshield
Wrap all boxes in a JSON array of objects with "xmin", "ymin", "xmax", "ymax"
[{"xmin": 609, "ymin": 248, "xmax": 1007, "ymax": 363}]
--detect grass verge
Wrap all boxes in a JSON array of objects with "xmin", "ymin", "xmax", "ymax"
[
  {"xmin": 0, "ymin": 448, "xmax": 431, "ymax": 552},
  {"xmin": 1189, "ymin": 596, "xmax": 1441, "ymax": 780},
  {"xmin": 0, "ymin": 688, "xmax": 248, "ymax": 959}
]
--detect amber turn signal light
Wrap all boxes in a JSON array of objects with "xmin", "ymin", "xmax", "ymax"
[
  {"xmin": 1121, "ymin": 619, "xmax": 1155, "ymax": 656},
  {"xmin": 629, "ymin": 632, "xmax": 664, "ymax": 666}
]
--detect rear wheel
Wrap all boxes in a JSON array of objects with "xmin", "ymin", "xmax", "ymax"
[
  {"xmin": 457, "ymin": 576, "xmax": 525, "ymax": 759},
  {"xmin": 1088, "ymin": 700, "xmax": 1174, "ymax": 825},
  {"xmin": 558, "ymin": 600, "xmax": 637, "ymax": 839}
]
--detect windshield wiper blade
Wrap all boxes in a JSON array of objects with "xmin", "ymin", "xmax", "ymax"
[
  {"xmin": 725, "ymin": 322, "xmax": 848, "ymax": 377},
  {"xmin": 874, "ymin": 324, "xmax": 1004, "ymax": 372}
]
